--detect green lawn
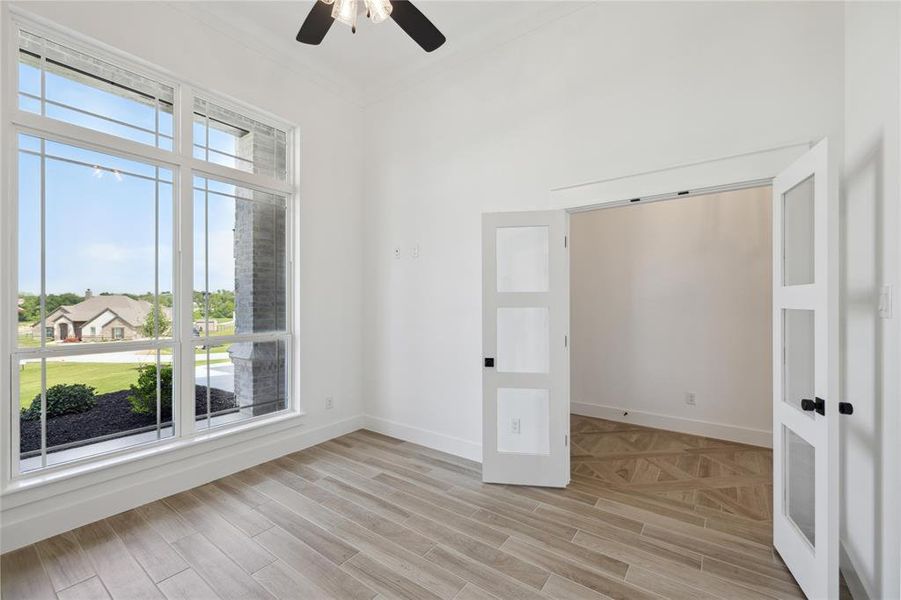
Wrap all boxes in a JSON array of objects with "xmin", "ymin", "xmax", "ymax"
[
  {"xmin": 17, "ymin": 334, "xmax": 41, "ymax": 348},
  {"xmin": 17, "ymin": 358, "xmax": 229, "ymax": 408},
  {"xmin": 18, "ymin": 362, "xmax": 142, "ymax": 408}
]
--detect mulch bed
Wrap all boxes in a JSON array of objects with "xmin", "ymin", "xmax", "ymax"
[{"xmin": 20, "ymin": 386, "xmax": 236, "ymax": 455}]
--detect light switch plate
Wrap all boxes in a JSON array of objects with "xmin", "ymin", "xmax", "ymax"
[{"xmin": 878, "ymin": 285, "xmax": 893, "ymax": 319}]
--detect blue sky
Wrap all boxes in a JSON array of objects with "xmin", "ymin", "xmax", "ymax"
[{"xmin": 18, "ymin": 60, "xmax": 239, "ymax": 296}]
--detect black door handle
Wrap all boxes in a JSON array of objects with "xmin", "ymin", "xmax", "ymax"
[
  {"xmin": 839, "ymin": 402, "xmax": 853, "ymax": 415},
  {"xmin": 484, "ymin": 357, "xmax": 494, "ymax": 368},
  {"xmin": 801, "ymin": 397, "xmax": 825, "ymax": 416}
]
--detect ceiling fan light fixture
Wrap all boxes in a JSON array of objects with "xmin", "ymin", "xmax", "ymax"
[
  {"xmin": 364, "ymin": 0, "xmax": 392, "ymax": 24},
  {"xmin": 331, "ymin": 0, "xmax": 357, "ymax": 29},
  {"xmin": 297, "ymin": 0, "xmax": 445, "ymax": 52}
]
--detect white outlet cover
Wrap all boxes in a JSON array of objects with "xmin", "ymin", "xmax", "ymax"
[{"xmin": 326, "ymin": 396, "xmax": 334, "ymax": 409}]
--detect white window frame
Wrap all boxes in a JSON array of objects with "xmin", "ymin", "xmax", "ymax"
[{"xmin": 0, "ymin": 9, "xmax": 302, "ymax": 491}]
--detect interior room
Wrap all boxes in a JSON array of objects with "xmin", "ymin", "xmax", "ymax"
[
  {"xmin": 570, "ymin": 186, "xmax": 773, "ymax": 446},
  {"xmin": 568, "ymin": 184, "xmax": 783, "ymax": 556},
  {"xmin": 0, "ymin": 2, "xmax": 898, "ymax": 600}
]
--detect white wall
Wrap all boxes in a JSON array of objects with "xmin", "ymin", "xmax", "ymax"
[
  {"xmin": 570, "ymin": 187, "xmax": 772, "ymax": 446},
  {"xmin": 1, "ymin": 1, "xmax": 365, "ymax": 549},
  {"xmin": 362, "ymin": 1, "xmax": 844, "ymax": 458},
  {"xmin": 841, "ymin": 3, "xmax": 901, "ymax": 599}
]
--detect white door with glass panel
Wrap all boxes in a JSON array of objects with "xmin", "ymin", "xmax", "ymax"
[
  {"xmin": 773, "ymin": 139, "xmax": 845, "ymax": 600},
  {"xmin": 482, "ymin": 211, "xmax": 569, "ymax": 487}
]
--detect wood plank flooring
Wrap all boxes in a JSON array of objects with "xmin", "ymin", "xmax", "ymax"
[{"xmin": 3, "ymin": 417, "xmax": 819, "ymax": 599}]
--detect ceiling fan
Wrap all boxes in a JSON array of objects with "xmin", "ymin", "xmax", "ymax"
[{"xmin": 296, "ymin": 0, "xmax": 446, "ymax": 52}]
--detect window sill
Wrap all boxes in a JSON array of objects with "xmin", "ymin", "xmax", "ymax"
[{"xmin": 1, "ymin": 410, "xmax": 306, "ymax": 505}]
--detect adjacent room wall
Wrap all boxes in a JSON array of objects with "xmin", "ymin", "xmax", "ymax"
[
  {"xmin": 361, "ymin": 1, "xmax": 844, "ymax": 459},
  {"xmin": 569, "ymin": 187, "xmax": 772, "ymax": 446},
  {"xmin": 841, "ymin": 3, "xmax": 901, "ymax": 598},
  {"xmin": 1, "ymin": 1, "xmax": 365, "ymax": 549}
]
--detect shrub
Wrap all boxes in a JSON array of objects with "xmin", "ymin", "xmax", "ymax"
[
  {"xmin": 127, "ymin": 363, "xmax": 173, "ymax": 415},
  {"xmin": 21, "ymin": 383, "xmax": 96, "ymax": 420}
]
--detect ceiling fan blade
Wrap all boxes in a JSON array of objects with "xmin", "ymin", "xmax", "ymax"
[
  {"xmin": 297, "ymin": 1, "xmax": 334, "ymax": 45},
  {"xmin": 390, "ymin": 0, "xmax": 446, "ymax": 52}
]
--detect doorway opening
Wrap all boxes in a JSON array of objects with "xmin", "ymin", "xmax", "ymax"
[{"xmin": 568, "ymin": 183, "xmax": 775, "ymax": 510}]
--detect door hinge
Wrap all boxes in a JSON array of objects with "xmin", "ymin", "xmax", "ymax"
[
  {"xmin": 565, "ymin": 434, "xmax": 568, "ymax": 446},
  {"xmin": 564, "ymin": 235, "xmax": 568, "ymax": 248},
  {"xmin": 564, "ymin": 334, "xmax": 568, "ymax": 348}
]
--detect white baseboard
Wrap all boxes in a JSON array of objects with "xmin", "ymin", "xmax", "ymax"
[
  {"xmin": 840, "ymin": 541, "xmax": 872, "ymax": 600},
  {"xmin": 571, "ymin": 402, "xmax": 772, "ymax": 448},
  {"xmin": 0, "ymin": 415, "xmax": 365, "ymax": 552},
  {"xmin": 364, "ymin": 415, "xmax": 482, "ymax": 463}
]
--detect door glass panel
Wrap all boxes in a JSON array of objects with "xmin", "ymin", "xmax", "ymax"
[
  {"xmin": 783, "ymin": 309, "xmax": 815, "ymax": 417},
  {"xmin": 497, "ymin": 226, "xmax": 549, "ymax": 292},
  {"xmin": 497, "ymin": 388, "xmax": 550, "ymax": 455},
  {"xmin": 784, "ymin": 426, "xmax": 816, "ymax": 547},
  {"xmin": 497, "ymin": 307, "xmax": 549, "ymax": 373},
  {"xmin": 783, "ymin": 175, "xmax": 815, "ymax": 286}
]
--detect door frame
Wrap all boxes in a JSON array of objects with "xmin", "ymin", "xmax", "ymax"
[{"xmin": 553, "ymin": 141, "xmax": 819, "ymax": 433}]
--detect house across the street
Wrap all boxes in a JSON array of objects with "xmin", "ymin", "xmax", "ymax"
[{"xmin": 33, "ymin": 289, "xmax": 168, "ymax": 342}]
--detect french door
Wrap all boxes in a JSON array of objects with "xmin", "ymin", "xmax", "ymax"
[
  {"xmin": 481, "ymin": 210, "xmax": 569, "ymax": 487},
  {"xmin": 772, "ymin": 138, "xmax": 842, "ymax": 599},
  {"xmin": 479, "ymin": 140, "xmax": 842, "ymax": 596}
]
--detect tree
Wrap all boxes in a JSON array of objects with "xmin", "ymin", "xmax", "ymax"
[
  {"xmin": 17, "ymin": 294, "xmax": 39, "ymax": 323},
  {"xmin": 141, "ymin": 307, "xmax": 171, "ymax": 338},
  {"xmin": 208, "ymin": 290, "xmax": 235, "ymax": 319},
  {"xmin": 128, "ymin": 363, "xmax": 173, "ymax": 415},
  {"xmin": 17, "ymin": 293, "xmax": 84, "ymax": 323}
]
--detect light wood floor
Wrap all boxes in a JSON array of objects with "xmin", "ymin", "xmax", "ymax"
[{"xmin": 2, "ymin": 416, "xmax": 818, "ymax": 600}]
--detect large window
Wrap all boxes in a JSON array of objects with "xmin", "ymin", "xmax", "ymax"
[{"xmin": 7, "ymin": 25, "xmax": 295, "ymax": 475}]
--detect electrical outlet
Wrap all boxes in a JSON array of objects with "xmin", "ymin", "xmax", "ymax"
[
  {"xmin": 511, "ymin": 418, "xmax": 521, "ymax": 434},
  {"xmin": 325, "ymin": 396, "xmax": 334, "ymax": 410},
  {"xmin": 411, "ymin": 244, "xmax": 420, "ymax": 259},
  {"xmin": 685, "ymin": 392, "xmax": 696, "ymax": 406},
  {"xmin": 393, "ymin": 247, "xmax": 401, "ymax": 259}
]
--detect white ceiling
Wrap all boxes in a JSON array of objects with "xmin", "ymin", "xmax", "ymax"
[{"xmin": 174, "ymin": 1, "xmax": 587, "ymax": 103}]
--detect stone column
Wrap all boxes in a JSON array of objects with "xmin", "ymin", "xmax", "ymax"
[{"xmin": 231, "ymin": 128, "xmax": 286, "ymax": 416}]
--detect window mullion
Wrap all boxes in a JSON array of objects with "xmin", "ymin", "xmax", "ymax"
[
  {"xmin": 188, "ymin": 158, "xmax": 294, "ymax": 196},
  {"xmin": 38, "ymin": 137, "xmax": 46, "ymax": 468},
  {"xmin": 11, "ymin": 110, "xmax": 180, "ymax": 170},
  {"xmin": 176, "ymin": 86, "xmax": 196, "ymax": 438}
]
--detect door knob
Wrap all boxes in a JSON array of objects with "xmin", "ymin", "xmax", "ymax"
[
  {"xmin": 839, "ymin": 402, "xmax": 853, "ymax": 415},
  {"xmin": 801, "ymin": 397, "xmax": 825, "ymax": 416}
]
